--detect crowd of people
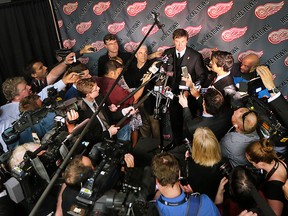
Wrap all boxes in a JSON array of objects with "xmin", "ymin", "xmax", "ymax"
[{"xmin": 0, "ymin": 28, "xmax": 288, "ymax": 216}]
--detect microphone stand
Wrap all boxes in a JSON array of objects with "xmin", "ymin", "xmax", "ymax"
[{"xmin": 29, "ymin": 15, "xmax": 162, "ymax": 216}]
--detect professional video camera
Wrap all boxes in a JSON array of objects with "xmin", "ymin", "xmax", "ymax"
[
  {"xmin": 66, "ymin": 140, "xmax": 156, "ymax": 216},
  {"xmin": 43, "ymin": 87, "xmax": 79, "ymax": 117},
  {"xmin": 91, "ymin": 166, "xmax": 156, "ymax": 216},
  {"xmin": 239, "ymin": 94, "xmax": 288, "ymax": 146},
  {"xmin": 3, "ymin": 120, "xmax": 85, "ymax": 210}
]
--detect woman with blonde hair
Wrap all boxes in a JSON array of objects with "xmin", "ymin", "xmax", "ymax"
[
  {"xmin": 183, "ymin": 127, "xmax": 229, "ymax": 202},
  {"xmin": 246, "ymin": 139, "xmax": 288, "ymax": 216}
]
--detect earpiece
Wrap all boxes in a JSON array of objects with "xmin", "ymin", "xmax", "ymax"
[{"xmin": 234, "ymin": 124, "xmax": 238, "ymax": 128}]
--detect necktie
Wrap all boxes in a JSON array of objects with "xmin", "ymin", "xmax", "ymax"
[
  {"xmin": 177, "ymin": 53, "xmax": 181, "ymax": 59},
  {"xmin": 93, "ymin": 102, "xmax": 110, "ymax": 129}
]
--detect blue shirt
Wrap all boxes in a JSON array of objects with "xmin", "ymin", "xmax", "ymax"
[{"xmin": 156, "ymin": 191, "xmax": 220, "ymax": 216}]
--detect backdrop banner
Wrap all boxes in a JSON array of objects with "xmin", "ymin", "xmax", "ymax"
[{"xmin": 52, "ymin": 0, "xmax": 288, "ymax": 97}]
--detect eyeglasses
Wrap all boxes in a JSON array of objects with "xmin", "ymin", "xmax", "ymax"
[{"xmin": 242, "ymin": 110, "xmax": 256, "ymax": 132}]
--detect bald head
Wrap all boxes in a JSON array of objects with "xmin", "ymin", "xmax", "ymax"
[{"xmin": 240, "ymin": 54, "xmax": 260, "ymax": 74}]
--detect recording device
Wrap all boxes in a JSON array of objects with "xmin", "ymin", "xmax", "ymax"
[
  {"xmin": 179, "ymin": 66, "xmax": 189, "ymax": 92},
  {"xmin": 181, "ymin": 66, "xmax": 189, "ymax": 78},
  {"xmin": 73, "ymin": 55, "xmax": 76, "ymax": 63},
  {"xmin": 241, "ymin": 96, "xmax": 288, "ymax": 146},
  {"xmin": 67, "ymin": 140, "xmax": 141, "ymax": 215},
  {"xmin": 91, "ymin": 166, "xmax": 155, "ymax": 216}
]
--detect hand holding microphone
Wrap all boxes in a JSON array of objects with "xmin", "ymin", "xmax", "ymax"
[{"xmin": 140, "ymin": 61, "xmax": 162, "ymax": 81}]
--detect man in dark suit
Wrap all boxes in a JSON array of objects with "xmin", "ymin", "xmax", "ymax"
[
  {"xmin": 73, "ymin": 77, "xmax": 135, "ymax": 145},
  {"xmin": 178, "ymin": 88, "xmax": 232, "ymax": 141},
  {"xmin": 162, "ymin": 29, "xmax": 208, "ymax": 146}
]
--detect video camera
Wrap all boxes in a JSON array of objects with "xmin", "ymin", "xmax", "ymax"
[
  {"xmin": 240, "ymin": 95, "xmax": 288, "ymax": 146},
  {"xmin": 3, "ymin": 122, "xmax": 83, "ymax": 209},
  {"xmin": 67, "ymin": 140, "xmax": 155, "ymax": 216}
]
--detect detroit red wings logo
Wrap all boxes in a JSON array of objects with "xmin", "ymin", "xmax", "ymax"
[
  {"xmin": 63, "ymin": 2, "xmax": 78, "ymax": 15},
  {"xmin": 91, "ymin": 41, "xmax": 105, "ymax": 51},
  {"xmin": 255, "ymin": 1, "xmax": 284, "ymax": 19},
  {"xmin": 127, "ymin": 1, "xmax": 147, "ymax": 16},
  {"xmin": 221, "ymin": 27, "xmax": 247, "ymax": 42},
  {"xmin": 124, "ymin": 42, "xmax": 140, "ymax": 52},
  {"xmin": 157, "ymin": 46, "xmax": 172, "ymax": 53},
  {"xmin": 238, "ymin": 50, "xmax": 263, "ymax": 62},
  {"xmin": 63, "ymin": 39, "xmax": 76, "ymax": 49},
  {"xmin": 184, "ymin": 26, "xmax": 202, "ymax": 38},
  {"xmin": 268, "ymin": 29, "xmax": 288, "ymax": 44},
  {"xmin": 93, "ymin": 1, "xmax": 110, "ymax": 15},
  {"xmin": 141, "ymin": 24, "xmax": 159, "ymax": 36},
  {"xmin": 76, "ymin": 21, "xmax": 92, "ymax": 34},
  {"xmin": 208, "ymin": 1, "xmax": 233, "ymax": 19},
  {"xmin": 58, "ymin": 20, "xmax": 63, "ymax": 28},
  {"xmin": 165, "ymin": 1, "xmax": 187, "ymax": 18},
  {"xmin": 108, "ymin": 22, "xmax": 125, "ymax": 34}
]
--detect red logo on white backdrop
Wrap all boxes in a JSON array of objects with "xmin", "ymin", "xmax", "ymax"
[
  {"xmin": 285, "ymin": 57, "xmax": 288, "ymax": 67},
  {"xmin": 157, "ymin": 46, "xmax": 172, "ymax": 53},
  {"xmin": 268, "ymin": 29, "xmax": 288, "ymax": 44},
  {"xmin": 208, "ymin": 1, "xmax": 233, "ymax": 19},
  {"xmin": 78, "ymin": 57, "xmax": 89, "ymax": 64},
  {"xmin": 93, "ymin": 1, "xmax": 110, "ymax": 15},
  {"xmin": 184, "ymin": 26, "xmax": 202, "ymax": 38},
  {"xmin": 76, "ymin": 21, "xmax": 92, "ymax": 34},
  {"xmin": 91, "ymin": 41, "xmax": 105, "ymax": 51},
  {"xmin": 141, "ymin": 24, "xmax": 159, "ymax": 36},
  {"xmin": 108, "ymin": 22, "xmax": 125, "ymax": 34},
  {"xmin": 238, "ymin": 50, "xmax": 264, "ymax": 62},
  {"xmin": 124, "ymin": 42, "xmax": 140, "ymax": 52},
  {"xmin": 63, "ymin": 39, "xmax": 76, "ymax": 49},
  {"xmin": 58, "ymin": 20, "xmax": 63, "ymax": 28},
  {"xmin": 221, "ymin": 27, "xmax": 247, "ymax": 42},
  {"xmin": 255, "ymin": 1, "xmax": 284, "ymax": 19},
  {"xmin": 63, "ymin": 2, "xmax": 78, "ymax": 15},
  {"xmin": 127, "ymin": 1, "xmax": 147, "ymax": 16},
  {"xmin": 199, "ymin": 48, "xmax": 217, "ymax": 59},
  {"xmin": 165, "ymin": 1, "xmax": 187, "ymax": 18}
]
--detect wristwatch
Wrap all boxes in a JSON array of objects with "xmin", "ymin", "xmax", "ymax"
[{"xmin": 268, "ymin": 87, "xmax": 280, "ymax": 94}]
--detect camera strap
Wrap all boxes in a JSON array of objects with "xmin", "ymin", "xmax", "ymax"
[
  {"xmin": 265, "ymin": 160, "xmax": 279, "ymax": 181},
  {"xmin": 158, "ymin": 194, "xmax": 189, "ymax": 206}
]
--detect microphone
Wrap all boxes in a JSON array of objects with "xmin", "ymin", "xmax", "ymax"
[{"xmin": 151, "ymin": 11, "xmax": 165, "ymax": 34}]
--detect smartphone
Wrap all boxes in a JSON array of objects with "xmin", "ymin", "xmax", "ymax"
[{"xmin": 181, "ymin": 66, "xmax": 189, "ymax": 78}]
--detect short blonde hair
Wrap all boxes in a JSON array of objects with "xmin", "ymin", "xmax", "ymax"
[{"xmin": 192, "ymin": 127, "xmax": 221, "ymax": 167}]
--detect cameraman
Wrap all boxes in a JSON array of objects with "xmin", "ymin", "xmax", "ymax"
[
  {"xmin": 151, "ymin": 152, "xmax": 220, "ymax": 215},
  {"xmin": 1, "ymin": 72, "xmax": 78, "ymax": 152},
  {"xmin": 60, "ymin": 153, "xmax": 135, "ymax": 215}
]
